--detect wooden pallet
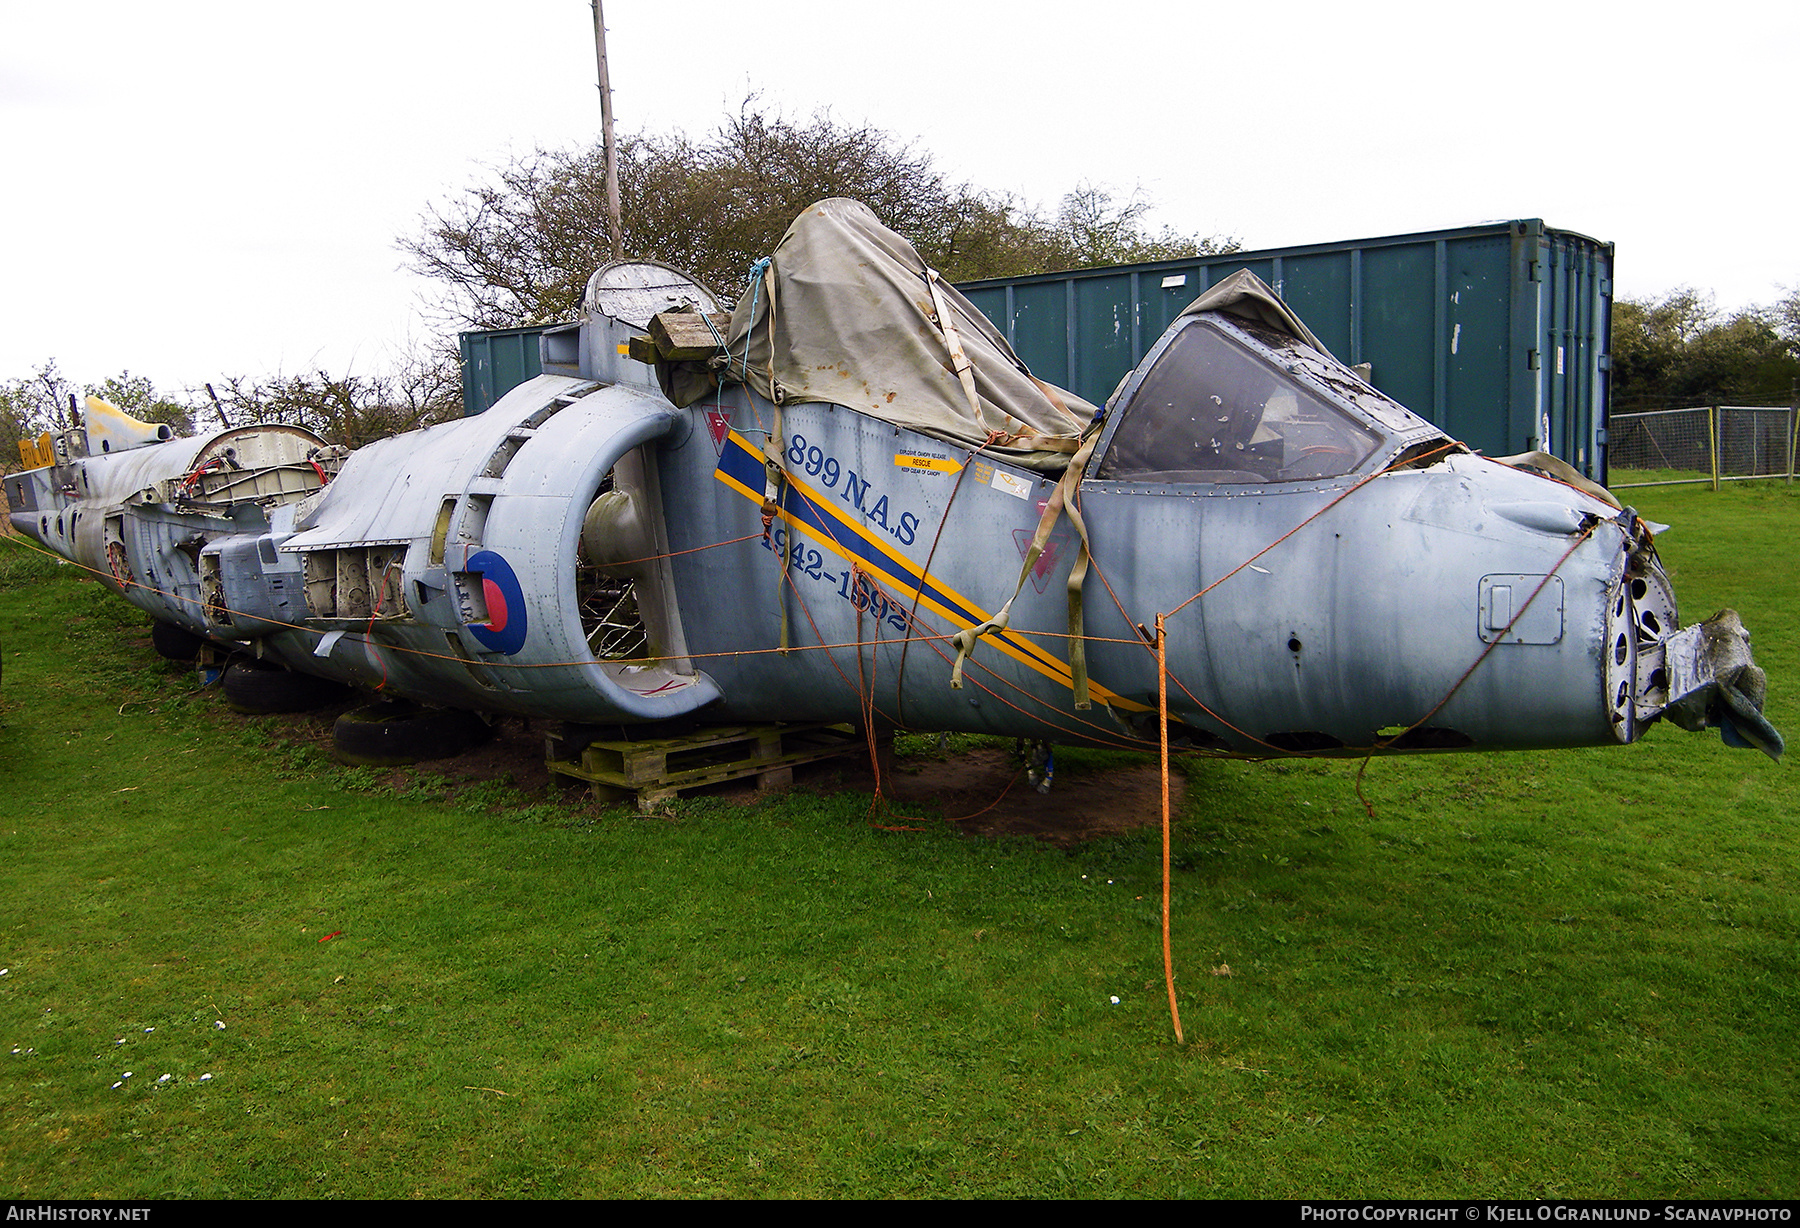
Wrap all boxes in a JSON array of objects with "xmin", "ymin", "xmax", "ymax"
[{"xmin": 546, "ymin": 722, "xmax": 867, "ymax": 813}]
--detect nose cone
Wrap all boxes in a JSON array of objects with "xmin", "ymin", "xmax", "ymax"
[{"xmin": 1329, "ymin": 460, "xmax": 1634, "ymax": 752}]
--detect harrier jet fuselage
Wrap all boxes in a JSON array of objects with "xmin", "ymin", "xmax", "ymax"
[{"xmin": 5, "ymin": 201, "xmax": 1779, "ymax": 765}]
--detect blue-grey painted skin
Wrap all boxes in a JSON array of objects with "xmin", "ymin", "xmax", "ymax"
[
  {"xmin": 660, "ymin": 322, "xmax": 1655, "ymax": 755},
  {"xmin": 2, "ymin": 295, "xmax": 1760, "ymax": 760},
  {"xmin": 6, "ymin": 421, "xmax": 329, "ymax": 640}
]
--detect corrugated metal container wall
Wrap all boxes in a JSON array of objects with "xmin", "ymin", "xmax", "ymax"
[
  {"xmin": 459, "ymin": 327, "xmax": 547, "ymax": 418},
  {"xmin": 957, "ymin": 220, "xmax": 1615, "ymax": 482}
]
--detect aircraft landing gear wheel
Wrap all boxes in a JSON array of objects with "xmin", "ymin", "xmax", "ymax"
[
  {"xmin": 151, "ymin": 620, "xmax": 207, "ymax": 662},
  {"xmin": 332, "ymin": 701, "xmax": 491, "ymax": 766},
  {"xmin": 1015, "ymin": 738, "xmax": 1055, "ymax": 794},
  {"xmin": 222, "ymin": 660, "xmax": 355, "ymax": 714}
]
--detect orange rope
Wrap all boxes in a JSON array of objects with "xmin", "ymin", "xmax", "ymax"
[
  {"xmin": 1156, "ymin": 614, "xmax": 1184, "ymax": 1045},
  {"xmin": 595, "ymin": 531, "xmax": 764, "ymax": 570},
  {"xmin": 941, "ymin": 761, "xmax": 1028, "ymax": 822},
  {"xmin": 881, "ymin": 579, "xmax": 1166, "ymax": 753},
  {"xmin": 2, "ymin": 530, "xmax": 972, "ymax": 672}
]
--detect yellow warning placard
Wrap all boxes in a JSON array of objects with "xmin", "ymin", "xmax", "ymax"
[{"xmin": 893, "ymin": 452, "xmax": 962, "ymax": 475}]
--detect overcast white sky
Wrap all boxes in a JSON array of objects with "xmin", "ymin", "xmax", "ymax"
[{"xmin": 3, "ymin": 0, "xmax": 1795, "ymax": 392}]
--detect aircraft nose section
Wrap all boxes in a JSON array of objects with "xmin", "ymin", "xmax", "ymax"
[{"xmin": 1118, "ymin": 458, "xmax": 1784, "ymax": 760}]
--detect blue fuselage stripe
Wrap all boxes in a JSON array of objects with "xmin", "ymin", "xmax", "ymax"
[
  {"xmin": 718, "ymin": 437, "xmax": 977, "ymax": 623},
  {"xmin": 715, "ymin": 435, "xmax": 1077, "ymax": 683}
]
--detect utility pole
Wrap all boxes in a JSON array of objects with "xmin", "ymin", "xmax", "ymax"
[{"xmin": 591, "ymin": 0, "xmax": 623, "ymax": 263}]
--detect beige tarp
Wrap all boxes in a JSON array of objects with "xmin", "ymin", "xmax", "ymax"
[
  {"xmin": 718, "ymin": 200, "xmax": 1339, "ymax": 708},
  {"xmin": 1176, "ymin": 268, "xmax": 1330, "ymax": 355},
  {"xmin": 724, "ymin": 198, "xmax": 1095, "ymax": 472}
]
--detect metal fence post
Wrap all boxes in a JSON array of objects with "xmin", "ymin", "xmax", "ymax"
[
  {"xmin": 1788, "ymin": 403, "xmax": 1797, "ymax": 486},
  {"xmin": 1709, "ymin": 405, "xmax": 1719, "ymax": 492}
]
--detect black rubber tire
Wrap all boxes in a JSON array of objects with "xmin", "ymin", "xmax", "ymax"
[
  {"xmin": 151, "ymin": 620, "xmax": 207, "ymax": 662},
  {"xmin": 223, "ymin": 660, "xmax": 355, "ymax": 714},
  {"xmin": 332, "ymin": 702, "xmax": 491, "ymax": 766}
]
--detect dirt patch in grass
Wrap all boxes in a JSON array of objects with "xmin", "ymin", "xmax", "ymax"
[
  {"xmin": 426, "ymin": 721, "xmax": 1175, "ymax": 846},
  {"xmin": 822, "ymin": 747, "xmax": 1177, "ymax": 846},
  {"xmin": 212, "ymin": 688, "xmax": 1175, "ymax": 846}
]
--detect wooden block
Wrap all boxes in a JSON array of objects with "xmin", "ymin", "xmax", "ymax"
[
  {"xmin": 587, "ymin": 780, "xmax": 634, "ymax": 805},
  {"xmin": 647, "ymin": 311, "xmax": 732, "ymax": 361},
  {"xmin": 637, "ymin": 788, "xmax": 679, "ymax": 815}
]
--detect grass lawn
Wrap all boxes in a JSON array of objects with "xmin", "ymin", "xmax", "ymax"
[{"xmin": 0, "ymin": 480, "xmax": 1795, "ymax": 1199}]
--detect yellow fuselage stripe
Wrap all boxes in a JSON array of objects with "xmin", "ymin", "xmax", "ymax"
[{"xmin": 715, "ymin": 432, "xmax": 1149, "ymax": 713}]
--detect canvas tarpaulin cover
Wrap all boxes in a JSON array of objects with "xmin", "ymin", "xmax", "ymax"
[
  {"xmin": 1174, "ymin": 267, "xmax": 1330, "ymax": 355},
  {"xmin": 715, "ymin": 200, "xmax": 1333, "ymax": 708},
  {"xmin": 723, "ymin": 198, "xmax": 1095, "ymax": 472}
]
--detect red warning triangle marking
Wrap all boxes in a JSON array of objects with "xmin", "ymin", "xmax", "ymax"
[{"xmin": 705, "ymin": 410, "xmax": 731, "ymax": 453}]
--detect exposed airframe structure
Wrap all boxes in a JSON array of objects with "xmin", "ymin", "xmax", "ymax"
[{"xmin": 4, "ymin": 199, "xmax": 1782, "ymax": 766}]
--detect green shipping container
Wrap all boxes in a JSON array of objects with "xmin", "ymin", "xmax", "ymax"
[
  {"xmin": 459, "ymin": 326, "xmax": 547, "ymax": 418},
  {"xmin": 958, "ymin": 219, "xmax": 1615, "ymax": 483}
]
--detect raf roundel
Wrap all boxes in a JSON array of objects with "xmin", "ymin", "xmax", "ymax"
[{"xmin": 464, "ymin": 550, "xmax": 528, "ymax": 656}]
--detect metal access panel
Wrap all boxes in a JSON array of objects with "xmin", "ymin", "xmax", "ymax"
[
  {"xmin": 1478, "ymin": 574, "xmax": 1566, "ymax": 645},
  {"xmin": 957, "ymin": 220, "xmax": 1615, "ymax": 483}
]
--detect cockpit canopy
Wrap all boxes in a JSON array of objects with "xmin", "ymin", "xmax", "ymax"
[{"xmin": 1094, "ymin": 313, "xmax": 1445, "ymax": 485}]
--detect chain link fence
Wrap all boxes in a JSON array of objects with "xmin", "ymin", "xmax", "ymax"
[{"xmin": 1609, "ymin": 405, "xmax": 1799, "ymax": 488}]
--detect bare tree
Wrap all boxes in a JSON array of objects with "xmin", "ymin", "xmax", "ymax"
[
  {"xmin": 402, "ymin": 99, "xmax": 1236, "ymax": 330},
  {"xmin": 210, "ymin": 348, "xmax": 463, "ymax": 449},
  {"xmin": 1052, "ymin": 182, "xmax": 1237, "ymax": 267},
  {"xmin": 1, "ymin": 362, "xmax": 197, "ymax": 473}
]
